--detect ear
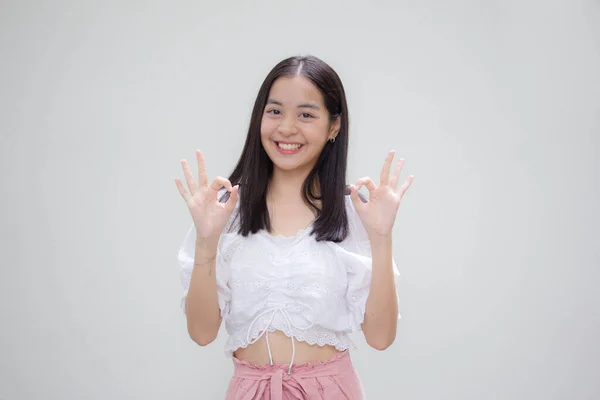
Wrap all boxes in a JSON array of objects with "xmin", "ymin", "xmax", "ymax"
[{"xmin": 328, "ymin": 115, "xmax": 341, "ymax": 140}]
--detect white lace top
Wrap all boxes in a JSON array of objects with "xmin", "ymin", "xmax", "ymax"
[{"xmin": 178, "ymin": 193, "xmax": 401, "ymax": 360}]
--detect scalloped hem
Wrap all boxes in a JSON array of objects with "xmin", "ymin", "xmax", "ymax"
[
  {"xmin": 231, "ymin": 349, "xmax": 350, "ymax": 370},
  {"xmin": 224, "ymin": 341, "xmax": 356, "ymax": 358},
  {"xmin": 223, "ymin": 327, "xmax": 356, "ymax": 358}
]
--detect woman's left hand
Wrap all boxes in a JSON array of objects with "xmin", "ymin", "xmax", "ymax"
[{"xmin": 350, "ymin": 150, "xmax": 414, "ymax": 238}]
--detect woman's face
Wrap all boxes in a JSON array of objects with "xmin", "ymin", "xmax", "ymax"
[{"xmin": 260, "ymin": 76, "xmax": 340, "ymax": 175}]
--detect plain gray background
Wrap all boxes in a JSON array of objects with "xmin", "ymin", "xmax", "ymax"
[{"xmin": 1, "ymin": 0, "xmax": 599, "ymax": 399}]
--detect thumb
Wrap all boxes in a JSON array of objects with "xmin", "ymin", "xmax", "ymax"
[{"xmin": 224, "ymin": 185, "xmax": 239, "ymax": 213}]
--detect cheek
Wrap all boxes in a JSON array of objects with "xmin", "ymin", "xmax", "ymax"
[
  {"xmin": 304, "ymin": 122, "xmax": 330, "ymax": 142},
  {"xmin": 260, "ymin": 116, "xmax": 275, "ymax": 137},
  {"xmin": 259, "ymin": 120, "xmax": 268, "ymax": 142}
]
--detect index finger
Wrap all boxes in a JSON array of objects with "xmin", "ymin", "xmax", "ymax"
[{"xmin": 196, "ymin": 150, "xmax": 209, "ymax": 187}]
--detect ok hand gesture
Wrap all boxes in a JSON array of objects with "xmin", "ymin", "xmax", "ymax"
[
  {"xmin": 349, "ymin": 150, "xmax": 414, "ymax": 238},
  {"xmin": 174, "ymin": 150, "xmax": 239, "ymax": 240}
]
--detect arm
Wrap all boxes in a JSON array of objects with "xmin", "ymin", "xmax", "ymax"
[
  {"xmin": 351, "ymin": 149, "xmax": 414, "ymax": 350},
  {"xmin": 175, "ymin": 150, "xmax": 239, "ymax": 346},
  {"xmin": 361, "ymin": 235, "xmax": 398, "ymax": 350},
  {"xmin": 185, "ymin": 235, "xmax": 222, "ymax": 346}
]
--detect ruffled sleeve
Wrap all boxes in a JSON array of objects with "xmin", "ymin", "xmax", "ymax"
[
  {"xmin": 178, "ymin": 190, "xmax": 238, "ymax": 318},
  {"xmin": 338, "ymin": 196, "xmax": 402, "ymax": 332}
]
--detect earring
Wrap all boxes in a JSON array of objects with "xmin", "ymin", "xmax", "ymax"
[{"xmin": 330, "ymin": 137, "xmax": 336, "ymax": 143}]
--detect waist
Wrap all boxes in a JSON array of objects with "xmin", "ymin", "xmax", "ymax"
[
  {"xmin": 224, "ymin": 321, "xmax": 357, "ymax": 358},
  {"xmin": 234, "ymin": 330, "xmax": 341, "ymax": 365},
  {"xmin": 232, "ymin": 348, "xmax": 352, "ymax": 377}
]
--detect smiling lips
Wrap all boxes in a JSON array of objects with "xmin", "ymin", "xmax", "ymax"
[{"xmin": 275, "ymin": 141, "xmax": 303, "ymax": 154}]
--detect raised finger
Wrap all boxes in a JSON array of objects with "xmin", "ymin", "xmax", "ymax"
[
  {"xmin": 379, "ymin": 150, "xmax": 395, "ymax": 186},
  {"xmin": 397, "ymin": 175, "xmax": 414, "ymax": 197},
  {"xmin": 196, "ymin": 150, "xmax": 209, "ymax": 187},
  {"xmin": 181, "ymin": 159, "xmax": 198, "ymax": 195},
  {"xmin": 389, "ymin": 158, "xmax": 405, "ymax": 189},
  {"xmin": 174, "ymin": 177, "xmax": 191, "ymax": 202},
  {"xmin": 355, "ymin": 177, "xmax": 377, "ymax": 193}
]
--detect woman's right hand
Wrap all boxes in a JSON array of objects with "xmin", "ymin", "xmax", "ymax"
[{"xmin": 175, "ymin": 150, "xmax": 239, "ymax": 240}]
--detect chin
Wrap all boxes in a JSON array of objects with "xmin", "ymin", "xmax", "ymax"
[
  {"xmin": 271, "ymin": 160, "xmax": 304, "ymax": 172},
  {"xmin": 264, "ymin": 144, "xmax": 318, "ymax": 173},
  {"xmin": 269, "ymin": 155, "xmax": 310, "ymax": 172}
]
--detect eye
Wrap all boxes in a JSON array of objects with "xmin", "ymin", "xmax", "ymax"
[
  {"xmin": 300, "ymin": 112, "xmax": 314, "ymax": 119},
  {"xmin": 266, "ymin": 109, "xmax": 281, "ymax": 115}
]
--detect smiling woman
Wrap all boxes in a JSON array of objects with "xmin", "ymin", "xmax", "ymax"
[
  {"xmin": 174, "ymin": 55, "xmax": 414, "ymax": 399},
  {"xmin": 222, "ymin": 56, "xmax": 353, "ymax": 244},
  {"xmin": 261, "ymin": 76, "xmax": 340, "ymax": 174}
]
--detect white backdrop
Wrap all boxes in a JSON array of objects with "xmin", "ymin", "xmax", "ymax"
[{"xmin": 1, "ymin": 1, "xmax": 599, "ymax": 399}]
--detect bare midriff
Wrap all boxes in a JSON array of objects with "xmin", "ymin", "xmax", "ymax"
[{"xmin": 233, "ymin": 330, "xmax": 341, "ymax": 365}]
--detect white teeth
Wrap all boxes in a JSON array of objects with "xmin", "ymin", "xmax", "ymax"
[{"xmin": 277, "ymin": 142, "xmax": 302, "ymax": 150}]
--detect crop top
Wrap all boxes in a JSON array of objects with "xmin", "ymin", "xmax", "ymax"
[{"xmin": 178, "ymin": 192, "xmax": 401, "ymax": 371}]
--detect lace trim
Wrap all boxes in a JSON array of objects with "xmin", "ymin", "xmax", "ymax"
[
  {"xmin": 232, "ymin": 349, "xmax": 349, "ymax": 369},
  {"xmin": 224, "ymin": 324, "xmax": 356, "ymax": 356},
  {"xmin": 259, "ymin": 223, "xmax": 313, "ymax": 241}
]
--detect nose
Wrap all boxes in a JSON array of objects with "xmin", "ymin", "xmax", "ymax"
[{"xmin": 278, "ymin": 115, "xmax": 297, "ymax": 136}]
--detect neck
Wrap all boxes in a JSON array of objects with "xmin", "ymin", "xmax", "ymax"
[{"xmin": 269, "ymin": 166, "xmax": 316, "ymax": 202}]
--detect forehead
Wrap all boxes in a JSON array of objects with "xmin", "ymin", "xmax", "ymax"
[{"xmin": 268, "ymin": 76, "xmax": 324, "ymax": 106}]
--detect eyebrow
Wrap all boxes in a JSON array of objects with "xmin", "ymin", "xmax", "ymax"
[{"xmin": 266, "ymin": 98, "xmax": 321, "ymax": 111}]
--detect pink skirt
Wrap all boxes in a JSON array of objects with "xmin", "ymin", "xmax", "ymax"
[{"xmin": 225, "ymin": 350, "xmax": 365, "ymax": 399}]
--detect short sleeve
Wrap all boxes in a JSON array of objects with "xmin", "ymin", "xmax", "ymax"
[{"xmin": 338, "ymin": 196, "xmax": 402, "ymax": 332}]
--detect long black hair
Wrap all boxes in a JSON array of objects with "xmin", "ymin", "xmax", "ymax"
[{"xmin": 224, "ymin": 55, "xmax": 350, "ymax": 242}]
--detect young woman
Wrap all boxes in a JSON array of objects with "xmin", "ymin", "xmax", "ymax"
[{"xmin": 175, "ymin": 55, "xmax": 414, "ymax": 399}]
